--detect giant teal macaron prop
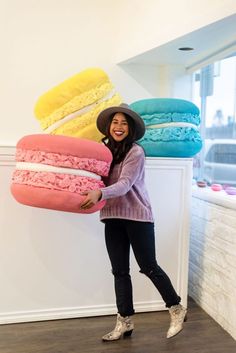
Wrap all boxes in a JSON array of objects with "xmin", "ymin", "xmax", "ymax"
[{"xmin": 130, "ymin": 98, "xmax": 202, "ymax": 157}]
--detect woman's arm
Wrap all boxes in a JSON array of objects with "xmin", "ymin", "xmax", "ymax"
[{"xmin": 80, "ymin": 145, "xmax": 145, "ymax": 209}]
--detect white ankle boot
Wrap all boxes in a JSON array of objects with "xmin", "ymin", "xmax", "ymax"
[
  {"xmin": 167, "ymin": 304, "xmax": 187, "ymax": 338},
  {"xmin": 102, "ymin": 313, "xmax": 134, "ymax": 341}
]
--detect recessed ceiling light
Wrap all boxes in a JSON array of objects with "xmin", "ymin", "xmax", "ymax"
[{"xmin": 178, "ymin": 47, "xmax": 194, "ymax": 51}]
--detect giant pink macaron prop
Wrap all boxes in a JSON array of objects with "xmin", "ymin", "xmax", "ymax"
[{"xmin": 11, "ymin": 134, "xmax": 112, "ymax": 213}]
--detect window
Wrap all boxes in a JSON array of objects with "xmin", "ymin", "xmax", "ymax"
[
  {"xmin": 192, "ymin": 55, "xmax": 236, "ymax": 187},
  {"xmin": 205, "ymin": 143, "xmax": 236, "ymax": 164}
]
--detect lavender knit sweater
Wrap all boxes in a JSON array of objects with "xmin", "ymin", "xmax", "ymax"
[{"xmin": 100, "ymin": 144, "xmax": 154, "ymax": 222}]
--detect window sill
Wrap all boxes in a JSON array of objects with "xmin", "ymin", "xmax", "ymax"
[{"xmin": 192, "ymin": 185, "xmax": 236, "ymax": 211}]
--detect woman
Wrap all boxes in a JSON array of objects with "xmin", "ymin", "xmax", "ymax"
[{"xmin": 80, "ymin": 103, "xmax": 187, "ymax": 341}]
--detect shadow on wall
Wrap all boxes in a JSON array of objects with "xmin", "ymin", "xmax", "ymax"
[{"xmin": 118, "ymin": 63, "xmax": 160, "ymax": 96}]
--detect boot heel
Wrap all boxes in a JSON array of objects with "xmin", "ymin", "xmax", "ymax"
[
  {"xmin": 102, "ymin": 314, "xmax": 134, "ymax": 341},
  {"xmin": 123, "ymin": 329, "xmax": 133, "ymax": 337}
]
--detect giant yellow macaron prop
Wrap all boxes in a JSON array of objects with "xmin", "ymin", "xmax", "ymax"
[{"xmin": 34, "ymin": 68, "xmax": 122, "ymax": 142}]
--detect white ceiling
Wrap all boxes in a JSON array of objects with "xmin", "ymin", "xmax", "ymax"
[{"xmin": 119, "ymin": 13, "xmax": 236, "ymax": 72}]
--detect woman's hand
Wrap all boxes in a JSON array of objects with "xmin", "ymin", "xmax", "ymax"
[{"xmin": 80, "ymin": 189, "xmax": 102, "ymax": 210}]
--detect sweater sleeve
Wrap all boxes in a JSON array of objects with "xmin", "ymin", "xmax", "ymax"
[{"xmin": 100, "ymin": 145, "xmax": 145, "ymax": 200}]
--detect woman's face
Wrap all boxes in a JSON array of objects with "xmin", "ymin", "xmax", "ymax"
[{"xmin": 109, "ymin": 112, "xmax": 129, "ymax": 142}]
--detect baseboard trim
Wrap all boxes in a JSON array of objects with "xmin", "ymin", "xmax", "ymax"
[
  {"xmin": 0, "ymin": 145, "xmax": 15, "ymax": 166},
  {"xmin": 0, "ymin": 300, "xmax": 166, "ymax": 325}
]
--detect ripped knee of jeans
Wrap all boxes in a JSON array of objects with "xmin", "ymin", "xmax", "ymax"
[
  {"xmin": 139, "ymin": 267, "xmax": 156, "ymax": 277},
  {"xmin": 112, "ymin": 269, "xmax": 130, "ymax": 278}
]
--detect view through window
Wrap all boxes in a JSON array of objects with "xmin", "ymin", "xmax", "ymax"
[{"xmin": 192, "ymin": 55, "xmax": 236, "ymax": 187}]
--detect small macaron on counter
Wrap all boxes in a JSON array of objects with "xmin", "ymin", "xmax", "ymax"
[
  {"xmin": 130, "ymin": 98, "xmax": 202, "ymax": 157},
  {"xmin": 197, "ymin": 180, "xmax": 207, "ymax": 188},
  {"xmin": 225, "ymin": 186, "xmax": 236, "ymax": 195},
  {"xmin": 11, "ymin": 134, "xmax": 112, "ymax": 213},
  {"xmin": 195, "ymin": 180, "xmax": 236, "ymax": 195},
  {"xmin": 211, "ymin": 183, "xmax": 223, "ymax": 192}
]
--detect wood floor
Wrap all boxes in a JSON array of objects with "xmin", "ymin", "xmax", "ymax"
[{"xmin": 0, "ymin": 297, "xmax": 235, "ymax": 353}]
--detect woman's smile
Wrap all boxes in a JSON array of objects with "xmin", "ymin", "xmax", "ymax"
[{"xmin": 110, "ymin": 113, "xmax": 129, "ymax": 141}]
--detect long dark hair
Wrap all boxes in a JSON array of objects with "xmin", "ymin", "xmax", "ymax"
[{"xmin": 102, "ymin": 113, "xmax": 136, "ymax": 167}]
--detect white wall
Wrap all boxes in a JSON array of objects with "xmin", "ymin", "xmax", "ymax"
[
  {"xmin": 0, "ymin": 0, "xmax": 152, "ymax": 145},
  {"xmin": 114, "ymin": 0, "xmax": 236, "ymax": 63}
]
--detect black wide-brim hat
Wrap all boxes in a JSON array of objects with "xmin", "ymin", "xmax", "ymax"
[{"xmin": 96, "ymin": 103, "xmax": 145, "ymax": 140}]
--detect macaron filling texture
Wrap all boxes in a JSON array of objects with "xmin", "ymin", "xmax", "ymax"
[
  {"xmin": 146, "ymin": 122, "xmax": 199, "ymax": 130},
  {"xmin": 141, "ymin": 111, "xmax": 200, "ymax": 126},
  {"xmin": 15, "ymin": 162, "xmax": 102, "ymax": 180},
  {"xmin": 13, "ymin": 169, "xmax": 104, "ymax": 195},
  {"xmin": 14, "ymin": 148, "xmax": 110, "ymax": 175},
  {"xmin": 44, "ymin": 88, "xmax": 117, "ymax": 133},
  {"xmin": 143, "ymin": 122, "xmax": 201, "ymax": 142},
  {"xmin": 12, "ymin": 148, "xmax": 108, "ymax": 194}
]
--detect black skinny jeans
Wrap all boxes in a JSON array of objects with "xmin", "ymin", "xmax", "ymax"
[{"xmin": 104, "ymin": 219, "xmax": 180, "ymax": 317}]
